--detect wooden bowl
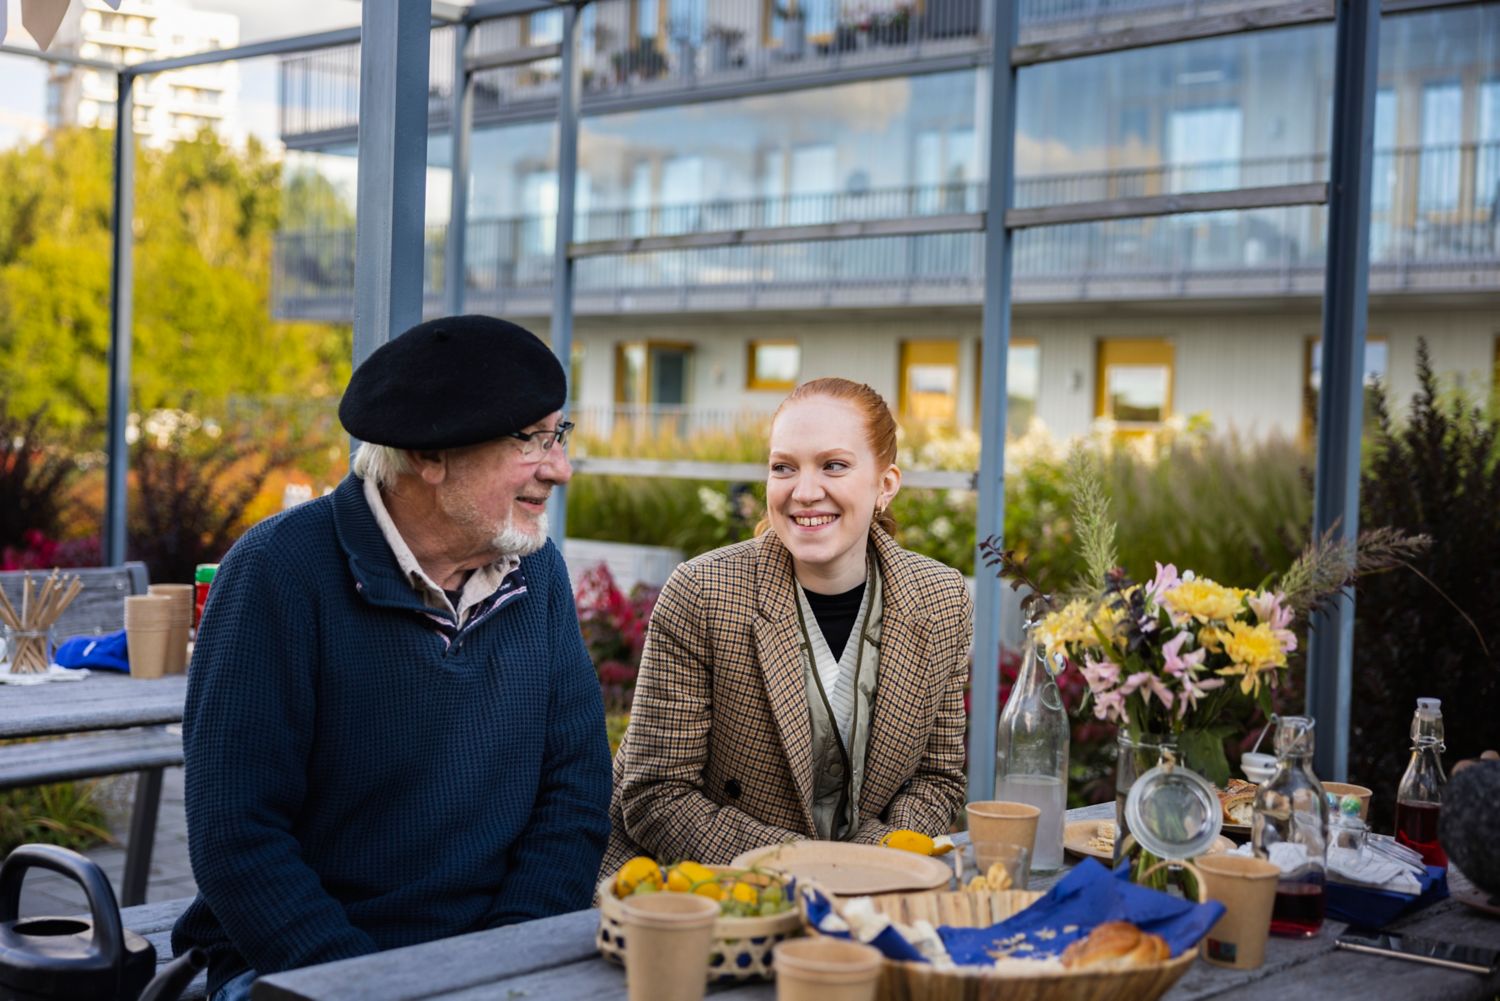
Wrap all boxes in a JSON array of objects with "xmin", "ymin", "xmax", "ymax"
[
  {"xmin": 595, "ymin": 867, "xmax": 802, "ymax": 983},
  {"xmin": 830, "ymin": 889, "xmax": 1196, "ymax": 1001}
]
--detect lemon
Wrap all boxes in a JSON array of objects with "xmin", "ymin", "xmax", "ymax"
[
  {"xmin": 881, "ymin": 830, "xmax": 936, "ymax": 855},
  {"xmin": 666, "ymin": 861, "xmax": 723, "ymax": 899},
  {"xmin": 613, "ymin": 856, "xmax": 664, "ymax": 898},
  {"xmin": 730, "ymin": 881, "xmax": 759, "ymax": 906}
]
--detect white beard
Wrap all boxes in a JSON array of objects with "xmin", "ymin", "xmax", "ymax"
[{"xmin": 492, "ymin": 513, "xmax": 548, "ymax": 558}]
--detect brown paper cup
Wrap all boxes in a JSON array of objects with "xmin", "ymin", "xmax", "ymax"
[
  {"xmin": 124, "ymin": 594, "xmax": 175, "ymax": 625},
  {"xmin": 148, "ymin": 586, "xmax": 192, "ymax": 675},
  {"xmin": 127, "ymin": 624, "xmax": 173, "ymax": 680},
  {"xmin": 774, "ymin": 938, "xmax": 882, "ymax": 1001},
  {"xmin": 1323, "ymin": 782, "xmax": 1373, "ymax": 820},
  {"xmin": 966, "ymin": 801, "xmax": 1041, "ymax": 858},
  {"xmin": 620, "ymin": 892, "xmax": 719, "ymax": 1001},
  {"xmin": 1195, "ymin": 854, "xmax": 1280, "ymax": 969}
]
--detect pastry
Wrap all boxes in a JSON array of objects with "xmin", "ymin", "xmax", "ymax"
[{"xmin": 1060, "ymin": 921, "xmax": 1170, "ymax": 970}]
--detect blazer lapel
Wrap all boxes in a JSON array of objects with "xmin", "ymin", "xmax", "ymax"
[
  {"xmin": 752, "ymin": 533, "xmax": 818, "ymax": 834},
  {"xmin": 859, "ymin": 530, "xmax": 934, "ymax": 818}
]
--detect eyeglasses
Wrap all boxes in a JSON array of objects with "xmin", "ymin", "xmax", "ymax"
[{"xmin": 505, "ymin": 420, "xmax": 574, "ymax": 461}]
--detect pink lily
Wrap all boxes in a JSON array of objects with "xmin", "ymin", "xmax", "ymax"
[
  {"xmin": 1177, "ymin": 675, "xmax": 1227, "ymax": 719},
  {"xmin": 1092, "ymin": 690, "xmax": 1126, "ymax": 722},
  {"xmin": 1119, "ymin": 670, "xmax": 1174, "ymax": 710},
  {"xmin": 1160, "ymin": 631, "xmax": 1207, "ymax": 679},
  {"xmin": 1249, "ymin": 591, "xmax": 1299, "ymax": 653},
  {"xmin": 1081, "ymin": 655, "xmax": 1121, "ymax": 693},
  {"xmin": 1144, "ymin": 561, "xmax": 1180, "ymax": 606}
]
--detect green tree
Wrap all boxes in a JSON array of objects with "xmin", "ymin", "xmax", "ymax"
[{"xmin": 0, "ymin": 127, "xmax": 350, "ymax": 430}]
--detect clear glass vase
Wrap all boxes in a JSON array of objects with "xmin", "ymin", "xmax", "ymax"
[{"xmin": 1114, "ymin": 730, "xmax": 1177, "ymax": 867}]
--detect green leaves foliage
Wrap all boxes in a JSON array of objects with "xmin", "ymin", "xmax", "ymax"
[{"xmin": 0, "ymin": 128, "xmax": 349, "ymax": 431}]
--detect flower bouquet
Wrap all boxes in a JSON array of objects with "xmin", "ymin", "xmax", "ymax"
[{"xmin": 983, "ymin": 452, "xmax": 1431, "ymax": 787}]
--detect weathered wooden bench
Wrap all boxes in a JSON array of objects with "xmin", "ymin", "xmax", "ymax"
[
  {"xmin": 1, "ymin": 562, "xmax": 185, "ymax": 907},
  {"xmin": 120, "ymin": 896, "xmax": 206, "ymax": 1000}
]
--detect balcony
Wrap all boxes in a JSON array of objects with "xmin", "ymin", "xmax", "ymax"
[
  {"xmin": 271, "ymin": 143, "xmax": 1500, "ymax": 322},
  {"xmin": 280, "ymin": 0, "xmax": 1270, "ymax": 142}
]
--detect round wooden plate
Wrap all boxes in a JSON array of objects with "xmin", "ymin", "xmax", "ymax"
[
  {"xmin": 729, "ymin": 840, "xmax": 953, "ymax": 895},
  {"xmin": 1063, "ymin": 820, "xmax": 1235, "ymax": 861}
]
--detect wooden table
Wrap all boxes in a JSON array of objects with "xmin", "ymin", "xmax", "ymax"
[
  {"xmin": 253, "ymin": 802, "xmax": 1500, "ymax": 1001},
  {"xmin": 0, "ymin": 671, "xmax": 189, "ymax": 738},
  {"xmin": 1, "ymin": 672, "xmax": 190, "ymax": 904}
]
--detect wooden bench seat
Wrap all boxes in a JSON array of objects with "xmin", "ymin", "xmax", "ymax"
[
  {"xmin": 120, "ymin": 896, "xmax": 207, "ymax": 1001},
  {"xmin": 0, "ymin": 728, "xmax": 183, "ymax": 787}
]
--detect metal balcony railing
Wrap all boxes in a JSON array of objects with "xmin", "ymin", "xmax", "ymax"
[
  {"xmin": 271, "ymin": 143, "xmax": 1500, "ymax": 320},
  {"xmin": 276, "ymin": 0, "xmax": 1344, "ymax": 140}
]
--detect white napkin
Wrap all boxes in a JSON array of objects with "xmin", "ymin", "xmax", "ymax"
[
  {"xmin": 0, "ymin": 663, "xmax": 90, "ymax": 685},
  {"xmin": 1229, "ymin": 842, "xmax": 1422, "ymax": 895}
]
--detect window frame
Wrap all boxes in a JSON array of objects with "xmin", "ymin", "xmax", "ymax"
[
  {"xmin": 746, "ymin": 339, "xmax": 801, "ymax": 392},
  {"xmin": 1094, "ymin": 338, "xmax": 1175, "ymax": 430},
  {"xmin": 898, "ymin": 339, "xmax": 961, "ymax": 426}
]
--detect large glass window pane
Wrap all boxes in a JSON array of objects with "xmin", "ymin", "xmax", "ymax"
[
  {"xmin": 1420, "ymin": 83, "xmax": 1462, "ymax": 213},
  {"xmin": 1167, "ymin": 106, "xmax": 1242, "ymax": 193},
  {"xmin": 1370, "ymin": 89, "xmax": 1398, "ymax": 259},
  {"xmin": 1479, "ymin": 81, "xmax": 1500, "ymax": 225},
  {"xmin": 789, "ymin": 144, "xmax": 835, "ymax": 224}
]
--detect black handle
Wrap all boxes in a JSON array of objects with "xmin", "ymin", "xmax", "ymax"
[
  {"xmin": 138, "ymin": 947, "xmax": 208, "ymax": 1001},
  {"xmin": 0, "ymin": 844, "xmax": 125, "ymax": 969}
]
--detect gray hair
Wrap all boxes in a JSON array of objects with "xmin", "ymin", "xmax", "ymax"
[{"xmin": 350, "ymin": 443, "xmax": 413, "ymax": 489}]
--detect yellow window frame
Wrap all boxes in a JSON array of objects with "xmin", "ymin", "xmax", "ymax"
[
  {"xmin": 1095, "ymin": 338, "xmax": 1174, "ymax": 428},
  {"xmin": 899, "ymin": 339, "xmax": 960, "ymax": 426},
  {"xmin": 746, "ymin": 339, "xmax": 801, "ymax": 392}
]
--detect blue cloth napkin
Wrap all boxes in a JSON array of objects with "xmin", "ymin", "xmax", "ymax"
[
  {"xmin": 802, "ymin": 888, "xmax": 929, "ymax": 962},
  {"xmin": 939, "ymin": 859, "xmax": 1225, "ymax": 963},
  {"xmin": 802, "ymin": 859, "xmax": 1225, "ymax": 966},
  {"xmin": 54, "ymin": 630, "xmax": 131, "ymax": 672},
  {"xmin": 1327, "ymin": 865, "xmax": 1448, "ymax": 927}
]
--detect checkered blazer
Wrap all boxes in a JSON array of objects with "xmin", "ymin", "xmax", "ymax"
[{"xmin": 601, "ymin": 526, "xmax": 972, "ymax": 874}]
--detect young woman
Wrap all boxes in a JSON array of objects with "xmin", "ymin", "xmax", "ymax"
[{"xmin": 602, "ymin": 377, "xmax": 972, "ymax": 871}]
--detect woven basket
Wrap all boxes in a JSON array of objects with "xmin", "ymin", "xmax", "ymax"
[
  {"xmin": 825, "ymin": 889, "xmax": 1197, "ymax": 1001},
  {"xmin": 595, "ymin": 868, "xmax": 803, "ymax": 983}
]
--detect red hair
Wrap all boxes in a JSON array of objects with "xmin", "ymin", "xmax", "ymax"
[{"xmin": 757, "ymin": 377, "xmax": 900, "ymax": 536}]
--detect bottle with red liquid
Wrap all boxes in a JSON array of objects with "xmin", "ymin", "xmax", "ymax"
[
  {"xmin": 1395, "ymin": 697, "xmax": 1447, "ymax": 868},
  {"xmin": 1253, "ymin": 715, "xmax": 1329, "ymax": 938}
]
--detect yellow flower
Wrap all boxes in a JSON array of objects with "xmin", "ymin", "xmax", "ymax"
[
  {"xmin": 1035, "ymin": 599, "xmax": 1097, "ymax": 661},
  {"xmin": 1215, "ymin": 622, "xmax": 1288, "ymax": 695},
  {"xmin": 1162, "ymin": 578, "xmax": 1248, "ymax": 623},
  {"xmin": 1198, "ymin": 624, "xmax": 1226, "ymax": 653},
  {"xmin": 1222, "ymin": 621, "xmax": 1288, "ymax": 672}
]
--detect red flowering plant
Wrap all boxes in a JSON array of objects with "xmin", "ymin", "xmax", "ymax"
[
  {"xmin": 574, "ymin": 563, "xmax": 660, "ymax": 712},
  {"xmin": 1, "ymin": 530, "xmax": 102, "ymax": 571}
]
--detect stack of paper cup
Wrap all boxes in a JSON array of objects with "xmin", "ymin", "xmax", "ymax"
[
  {"xmin": 146, "ymin": 584, "xmax": 194, "ymax": 674},
  {"xmin": 124, "ymin": 595, "xmax": 175, "ymax": 679}
]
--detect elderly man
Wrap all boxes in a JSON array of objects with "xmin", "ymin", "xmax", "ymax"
[{"xmin": 173, "ymin": 315, "xmax": 610, "ymax": 1001}]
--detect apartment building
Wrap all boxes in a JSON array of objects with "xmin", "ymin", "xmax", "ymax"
[
  {"xmin": 46, "ymin": 0, "xmax": 239, "ymax": 148},
  {"xmin": 271, "ymin": 0, "xmax": 1500, "ymax": 441}
]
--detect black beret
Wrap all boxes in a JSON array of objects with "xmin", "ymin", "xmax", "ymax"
[{"xmin": 338, "ymin": 314, "xmax": 566, "ymax": 450}]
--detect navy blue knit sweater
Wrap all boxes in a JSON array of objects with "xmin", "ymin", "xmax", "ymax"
[{"xmin": 171, "ymin": 476, "xmax": 611, "ymax": 995}]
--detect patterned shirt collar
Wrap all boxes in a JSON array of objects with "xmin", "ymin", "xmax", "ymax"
[{"xmin": 362, "ymin": 475, "xmax": 521, "ymax": 625}]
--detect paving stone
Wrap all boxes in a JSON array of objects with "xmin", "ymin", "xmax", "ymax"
[{"xmin": 16, "ymin": 766, "xmax": 193, "ymax": 916}]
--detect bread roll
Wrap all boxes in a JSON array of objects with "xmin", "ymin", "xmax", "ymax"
[{"xmin": 1060, "ymin": 921, "xmax": 1170, "ymax": 970}]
